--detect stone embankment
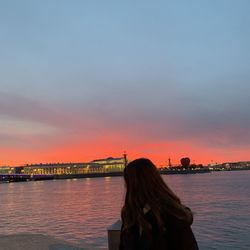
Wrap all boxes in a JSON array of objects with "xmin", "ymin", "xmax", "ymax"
[{"xmin": 0, "ymin": 234, "xmax": 86, "ymax": 250}]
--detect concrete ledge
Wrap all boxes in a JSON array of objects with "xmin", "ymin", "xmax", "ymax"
[
  {"xmin": 0, "ymin": 233, "xmax": 86, "ymax": 250},
  {"xmin": 107, "ymin": 220, "xmax": 122, "ymax": 250}
]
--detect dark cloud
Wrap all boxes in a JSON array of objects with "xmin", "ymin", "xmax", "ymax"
[
  {"xmin": 77, "ymin": 78, "xmax": 250, "ymax": 149},
  {"xmin": 0, "ymin": 91, "xmax": 116, "ymax": 147},
  {"xmin": 0, "ymin": 91, "xmax": 66, "ymax": 127}
]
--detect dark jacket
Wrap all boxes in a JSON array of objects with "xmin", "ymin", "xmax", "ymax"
[{"xmin": 119, "ymin": 210, "xmax": 199, "ymax": 250}]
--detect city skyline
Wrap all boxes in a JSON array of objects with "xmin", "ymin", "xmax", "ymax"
[{"xmin": 1, "ymin": 1, "xmax": 250, "ymax": 165}]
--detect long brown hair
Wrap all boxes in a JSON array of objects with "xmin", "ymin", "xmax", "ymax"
[{"xmin": 121, "ymin": 158, "xmax": 193, "ymax": 233}]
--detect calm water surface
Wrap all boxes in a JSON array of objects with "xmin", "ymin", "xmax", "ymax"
[{"xmin": 0, "ymin": 171, "xmax": 250, "ymax": 249}]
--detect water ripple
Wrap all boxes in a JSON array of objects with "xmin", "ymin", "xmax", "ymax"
[{"xmin": 0, "ymin": 171, "xmax": 250, "ymax": 249}]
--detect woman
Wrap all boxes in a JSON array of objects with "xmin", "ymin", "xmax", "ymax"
[{"xmin": 119, "ymin": 158, "xmax": 199, "ymax": 250}]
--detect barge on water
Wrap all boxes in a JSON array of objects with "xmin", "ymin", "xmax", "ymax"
[
  {"xmin": 0, "ymin": 174, "xmax": 54, "ymax": 183},
  {"xmin": 160, "ymin": 168, "xmax": 211, "ymax": 175}
]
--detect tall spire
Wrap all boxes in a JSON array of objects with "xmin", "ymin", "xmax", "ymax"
[
  {"xmin": 168, "ymin": 157, "xmax": 172, "ymax": 167},
  {"xmin": 123, "ymin": 151, "xmax": 128, "ymax": 167}
]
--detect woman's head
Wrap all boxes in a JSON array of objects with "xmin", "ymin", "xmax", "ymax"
[
  {"xmin": 124, "ymin": 158, "xmax": 174, "ymax": 204},
  {"xmin": 122, "ymin": 158, "xmax": 193, "ymax": 231}
]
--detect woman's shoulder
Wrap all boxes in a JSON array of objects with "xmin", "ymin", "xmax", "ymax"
[
  {"xmin": 164, "ymin": 213, "xmax": 192, "ymax": 229},
  {"xmin": 163, "ymin": 213, "xmax": 199, "ymax": 250}
]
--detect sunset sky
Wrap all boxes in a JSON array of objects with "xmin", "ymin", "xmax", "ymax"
[{"xmin": 1, "ymin": 0, "xmax": 250, "ymax": 166}]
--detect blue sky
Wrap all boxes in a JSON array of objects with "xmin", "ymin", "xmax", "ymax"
[{"xmin": 0, "ymin": 0, "xmax": 250, "ymax": 165}]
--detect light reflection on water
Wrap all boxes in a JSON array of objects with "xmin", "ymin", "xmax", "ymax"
[{"xmin": 0, "ymin": 171, "xmax": 250, "ymax": 249}]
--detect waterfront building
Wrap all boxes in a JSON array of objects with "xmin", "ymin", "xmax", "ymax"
[
  {"xmin": 0, "ymin": 167, "xmax": 12, "ymax": 174},
  {"xmin": 1, "ymin": 156, "xmax": 127, "ymax": 175},
  {"xmin": 209, "ymin": 161, "xmax": 250, "ymax": 170},
  {"xmin": 91, "ymin": 157, "xmax": 125, "ymax": 172},
  {"xmin": 222, "ymin": 161, "xmax": 250, "ymax": 169}
]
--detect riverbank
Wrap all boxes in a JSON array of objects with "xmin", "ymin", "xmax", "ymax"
[
  {"xmin": 0, "ymin": 233, "xmax": 86, "ymax": 250},
  {"xmin": 2, "ymin": 167, "xmax": 250, "ymax": 183},
  {"xmin": 0, "ymin": 169, "xmax": 211, "ymax": 183}
]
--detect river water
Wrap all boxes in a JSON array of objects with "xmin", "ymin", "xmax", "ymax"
[{"xmin": 0, "ymin": 171, "xmax": 250, "ymax": 250}]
